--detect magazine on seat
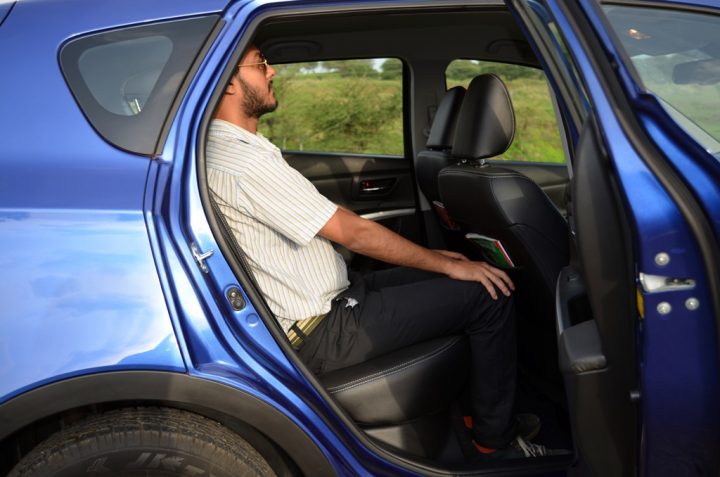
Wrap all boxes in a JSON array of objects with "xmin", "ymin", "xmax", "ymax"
[{"xmin": 465, "ymin": 233, "xmax": 515, "ymax": 269}]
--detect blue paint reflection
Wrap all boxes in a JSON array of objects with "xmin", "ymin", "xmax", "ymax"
[{"xmin": 0, "ymin": 209, "xmax": 184, "ymax": 401}]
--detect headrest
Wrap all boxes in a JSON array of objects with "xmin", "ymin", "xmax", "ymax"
[
  {"xmin": 451, "ymin": 74, "xmax": 515, "ymax": 160},
  {"xmin": 426, "ymin": 86, "xmax": 465, "ymax": 149}
]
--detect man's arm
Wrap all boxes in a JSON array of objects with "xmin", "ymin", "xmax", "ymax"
[{"xmin": 319, "ymin": 207, "xmax": 514, "ymax": 299}]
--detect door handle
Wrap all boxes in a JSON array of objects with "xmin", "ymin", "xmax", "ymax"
[
  {"xmin": 359, "ymin": 178, "xmax": 395, "ymax": 195},
  {"xmin": 361, "ymin": 184, "xmax": 389, "ymax": 192}
]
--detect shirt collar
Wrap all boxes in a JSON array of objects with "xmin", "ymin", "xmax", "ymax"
[{"xmin": 211, "ymin": 119, "xmax": 279, "ymax": 153}]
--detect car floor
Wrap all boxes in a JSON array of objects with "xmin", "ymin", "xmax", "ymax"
[{"xmin": 427, "ymin": 371, "xmax": 574, "ymax": 471}]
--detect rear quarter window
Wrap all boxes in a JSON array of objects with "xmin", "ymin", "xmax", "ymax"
[{"xmin": 60, "ymin": 16, "xmax": 218, "ymax": 155}]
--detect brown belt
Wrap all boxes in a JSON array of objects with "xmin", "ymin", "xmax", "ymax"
[{"xmin": 288, "ymin": 313, "xmax": 327, "ymax": 350}]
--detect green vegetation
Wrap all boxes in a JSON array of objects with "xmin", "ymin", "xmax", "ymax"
[
  {"xmin": 261, "ymin": 65, "xmax": 403, "ymax": 154},
  {"xmin": 259, "ymin": 59, "xmax": 566, "ymax": 163}
]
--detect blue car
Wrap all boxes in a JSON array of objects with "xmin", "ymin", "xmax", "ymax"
[{"xmin": 1, "ymin": 0, "xmax": 718, "ymax": 475}]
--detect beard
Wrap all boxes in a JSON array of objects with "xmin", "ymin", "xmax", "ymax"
[{"xmin": 237, "ymin": 75, "xmax": 278, "ymax": 119}]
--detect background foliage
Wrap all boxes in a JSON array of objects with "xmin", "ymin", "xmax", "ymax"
[{"xmin": 259, "ymin": 59, "xmax": 565, "ymax": 163}]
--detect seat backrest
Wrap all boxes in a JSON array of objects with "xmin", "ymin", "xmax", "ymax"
[
  {"xmin": 438, "ymin": 73, "xmax": 569, "ymax": 394},
  {"xmin": 438, "ymin": 73, "xmax": 568, "ymax": 297},
  {"xmin": 415, "ymin": 86, "xmax": 465, "ymax": 205}
]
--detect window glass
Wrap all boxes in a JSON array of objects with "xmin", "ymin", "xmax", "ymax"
[
  {"xmin": 61, "ymin": 15, "xmax": 218, "ymax": 155},
  {"xmin": 78, "ymin": 36, "xmax": 173, "ymax": 116},
  {"xmin": 517, "ymin": 0, "xmax": 590, "ymax": 138},
  {"xmin": 604, "ymin": 5, "xmax": 720, "ymax": 155},
  {"xmin": 446, "ymin": 60, "xmax": 565, "ymax": 163},
  {"xmin": 259, "ymin": 59, "xmax": 403, "ymax": 156}
]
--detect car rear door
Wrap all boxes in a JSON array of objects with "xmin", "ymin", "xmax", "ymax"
[{"xmin": 509, "ymin": 0, "xmax": 720, "ymax": 475}]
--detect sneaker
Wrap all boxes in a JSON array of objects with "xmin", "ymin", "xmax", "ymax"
[
  {"xmin": 516, "ymin": 413, "xmax": 541, "ymax": 441},
  {"xmin": 463, "ymin": 413, "xmax": 541, "ymax": 441},
  {"xmin": 474, "ymin": 435, "xmax": 571, "ymax": 459}
]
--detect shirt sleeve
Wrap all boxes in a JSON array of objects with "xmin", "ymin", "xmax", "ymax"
[{"xmin": 238, "ymin": 152, "xmax": 337, "ymax": 246}]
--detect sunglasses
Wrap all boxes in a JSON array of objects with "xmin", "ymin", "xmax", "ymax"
[{"xmin": 237, "ymin": 57, "xmax": 269, "ymax": 74}]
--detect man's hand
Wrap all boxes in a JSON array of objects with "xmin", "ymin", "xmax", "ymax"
[{"xmin": 445, "ymin": 260, "xmax": 514, "ymax": 300}]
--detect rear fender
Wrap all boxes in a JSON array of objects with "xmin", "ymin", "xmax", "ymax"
[{"xmin": 0, "ymin": 371, "xmax": 334, "ymax": 476}]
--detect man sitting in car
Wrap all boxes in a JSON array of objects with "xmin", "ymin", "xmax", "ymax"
[{"xmin": 206, "ymin": 44, "xmax": 562, "ymax": 459}]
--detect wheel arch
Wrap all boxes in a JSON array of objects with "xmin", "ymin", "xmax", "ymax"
[{"xmin": 0, "ymin": 371, "xmax": 335, "ymax": 476}]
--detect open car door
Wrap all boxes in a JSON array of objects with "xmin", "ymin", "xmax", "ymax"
[{"xmin": 508, "ymin": 0, "xmax": 720, "ymax": 475}]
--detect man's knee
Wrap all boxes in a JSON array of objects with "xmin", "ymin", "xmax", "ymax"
[{"xmin": 467, "ymin": 285, "xmax": 515, "ymax": 327}]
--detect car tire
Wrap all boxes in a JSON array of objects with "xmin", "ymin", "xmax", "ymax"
[{"xmin": 9, "ymin": 406, "xmax": 275, "ymax": 477}]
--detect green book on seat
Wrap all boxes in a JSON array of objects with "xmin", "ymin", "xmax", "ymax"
[{"xmin": 465, "ymin": 233, "xmax": 515, "ymax": 269}]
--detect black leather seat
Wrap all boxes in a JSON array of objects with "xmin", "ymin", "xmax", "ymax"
[
  {"xmin": 438, "ymin": 73, "xmax": 568, "ymax": 300},
  {"xmin": 208, "ymin": 195, "xmax": 471, "ymax": 457},
  {"xmin": 416, "ymin": 86, "xmax": 465, "ymax": 211},
  {"xmin": 315, "ymin": 88, "xmax": 471, "ymax": 452},
  {"xmin": 319, "ymin": 335, "xmax": 469, "ymax": 426},
  {"xmin": 437, "ymin": 74, "xmax": 568, "ymax": 394},
  {"xmin": 319, "ymin": 335, "xmax": 469, "ymax": 457}
]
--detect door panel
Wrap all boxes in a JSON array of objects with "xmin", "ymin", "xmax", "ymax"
[
  {"xmin": 286, "ymin": 152, "xmax": 420, "ymax": 269},
  {"xmin": 285, "ymin": 152, "xmax": 415, "ymax": 215},
  {"xmin": 513, "ymin": 1, "xmax": 720, "ymax": 474},
  {"xmin": 559, "ymin": 117, "xmax": 638, "ymax": 477}
]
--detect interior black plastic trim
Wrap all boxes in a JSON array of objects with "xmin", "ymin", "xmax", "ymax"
[
  {"xmin": 555, "ymin": 266, "xmax": 587, "ymax": 336},
  {"xmin": 559, "ymin": 320, "xmax": 607, "ymax": 375}
]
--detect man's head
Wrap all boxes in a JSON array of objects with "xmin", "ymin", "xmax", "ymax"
[{"xmin": 215, "ymin": 45, "xmax": 278, "ymax": 132}]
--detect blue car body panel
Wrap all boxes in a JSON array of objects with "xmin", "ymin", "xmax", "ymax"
[
  {"xmin": 0, "ymin": 208, "xmax": 185, "ymax": 401},
  {"xmin": 0, "ymin": 0, "xmax": 237, "ymax": 402}
]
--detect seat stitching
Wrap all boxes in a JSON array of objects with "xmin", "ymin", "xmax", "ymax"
[{"xmin": 326, "ymin": 336, "xmax": 463, "ymax": 394}]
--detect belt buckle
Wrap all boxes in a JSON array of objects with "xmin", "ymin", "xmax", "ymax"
[{"xmin": 289, "ymin": 313, "xmax": 326, "ymax": 350}]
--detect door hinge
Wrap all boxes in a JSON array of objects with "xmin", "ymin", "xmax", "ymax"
[
  {"xmin": 191, "ymin": 243, "xmax": 214, "ymax": 273},
  {"xmin": 639, "ymin": 273, "xmax": 695, "ymax": 293}
]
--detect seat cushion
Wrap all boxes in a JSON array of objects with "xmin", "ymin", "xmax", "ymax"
[{"xmin": 319, "ymin": 335, "xmax": 470, "ymax": 426}]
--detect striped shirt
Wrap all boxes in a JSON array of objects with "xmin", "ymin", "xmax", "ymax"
[{"xmin": 206, "ymin": 119, "xmax": 349, "ymax": 333}]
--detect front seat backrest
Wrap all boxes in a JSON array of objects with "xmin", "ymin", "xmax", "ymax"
[
  {"xmin": 416, "ymin": 86, "xmax": 465, "ymax": 206},
  {"xmin": 438, "ymin": 73, "xmax": 567, "ymax": 297},
  {"xmin": 437, "ymin": 73, "xmax": 569, "ymax": 394}
]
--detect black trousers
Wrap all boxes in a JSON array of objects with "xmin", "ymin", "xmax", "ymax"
[{"xmin": 298, "ymin": 267, "xmax": 518, "ymax": 448}]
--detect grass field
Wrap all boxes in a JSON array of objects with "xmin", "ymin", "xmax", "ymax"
[{"xmin": 260, "ymin": 74, "xmax": 566, "ymax": 164}]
